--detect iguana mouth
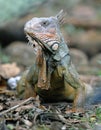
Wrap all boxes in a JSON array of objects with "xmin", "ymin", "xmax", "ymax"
[{"xmin": 26, "ymin": 33, "xmax": 55, "ymax": 54}]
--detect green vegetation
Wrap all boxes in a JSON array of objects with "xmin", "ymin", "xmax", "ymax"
[
  {"xmin": 97, "ymin": 60, "xmax": 101, "ymax": 76},
  {"xmin": 0, "ymin": 46, "xmax": 10, "ymax": 63},
  {"xmin": 96, "ymin": 106, "xmax": 101, "ymax": 121},
  {"xmin": 0, "ymin": 0, "xmax": 45, "ymax": 25}
]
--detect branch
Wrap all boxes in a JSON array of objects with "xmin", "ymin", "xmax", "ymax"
[{"xmin": 0, "ymin": 97, "xmax": 35, "ymax": 116}]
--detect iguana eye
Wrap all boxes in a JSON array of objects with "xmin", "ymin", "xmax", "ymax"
[{"xmin": 41, "ymin": 21, "xmax": 49, "ymax": 27}]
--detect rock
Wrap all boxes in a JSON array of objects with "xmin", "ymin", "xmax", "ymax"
[
  {"xmin": 80, "ymin": 75, "xmax": 101, "ymax": 87},
  {"xmin": 70, "ymin": 30, "xmax": 101, "ymax": 57},
  {"xmin": 0, "ymin": 12, "xmax": 43, "ymax": 46},
  {"xmin": 70, "ymin": 48, "xmax": 89, "ymax": 68},
  {"xmin": 78, "ymin": 65, "xmax": 100, "ymax": 75},
  {"xmin": 4, "ymin": 41, "xmax": 36, "ymax": 66},
  {"xmin": 68, "ymin": 49, "xmax": 100, "ymax": 75},
  {"xmin": 71, "ymin": 5, "xmax": 96, "ymax": 20},
  {"xmin": 65, "ymin": 5, "xmax": 101, "ymax": 29},
  {"xmin": 0, "ymin": 16, "xmax": 28, "ymax": 46},
  {"xmin": 90, "ymin": 53, "xmax": 101, "ymax": 68}
]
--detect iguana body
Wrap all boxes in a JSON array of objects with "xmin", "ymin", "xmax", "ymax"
[{"xmin": 17, "ymin": 11, "xmax": 86, "ymax": 109}]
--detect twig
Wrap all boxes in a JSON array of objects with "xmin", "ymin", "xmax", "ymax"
[
  {"xmin": 58, "ymin": 113, "xmax": 82, "ymax": 124},
  {"xmin": 0, "ymin": 97, "xmax": 35, "ymax": 116},
  {"xmin": 56, "ymin": 110, "xmax": 75, "ymax": 125},
  {"xmin": 58, "ymin": 114, "xmax": 70, "ymax": 125}
]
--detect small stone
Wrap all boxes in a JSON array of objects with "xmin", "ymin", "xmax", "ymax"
[{"xmin": 7, "ymin": 76, "xmax": 21, "ymax": 89}]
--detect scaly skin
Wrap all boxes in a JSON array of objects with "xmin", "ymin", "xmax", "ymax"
[{"xmin": 17, "ymin": 10, "xmax": 86, "ymax": 110}]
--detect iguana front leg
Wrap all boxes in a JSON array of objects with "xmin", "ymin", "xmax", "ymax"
[
  {"xmin": 64, "ymin": 66, "xmax": 85, "ymax": 111},
  {"xmin": 73, "ymin": 87, "xmax": 85, "ymax": 111},
  {"xmin": 63, "ymin": 61, "xmax": 86, "ymax": 111},
  {"xmin": 17, "ymin": 63, "xmax": 39, "ymax": 99}
]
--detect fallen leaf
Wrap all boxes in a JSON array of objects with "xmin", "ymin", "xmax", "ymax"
[{"xmin": 0, "ymin": 62, "xmax": 20, "ymax": 79}]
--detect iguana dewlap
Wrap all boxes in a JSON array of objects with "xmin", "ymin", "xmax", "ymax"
[{"xmin": 17, "ymin": 10, "xmax": 86, "ymax": 109}]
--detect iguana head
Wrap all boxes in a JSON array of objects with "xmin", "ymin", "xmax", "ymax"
[{"xmin": 24, "ymin": 10, "xmax": 69, "ymax": 61}]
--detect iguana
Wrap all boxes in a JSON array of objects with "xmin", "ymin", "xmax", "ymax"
[{"xmin": 17, "ymin": 10, "xmax": 89, "ymax": 110}]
